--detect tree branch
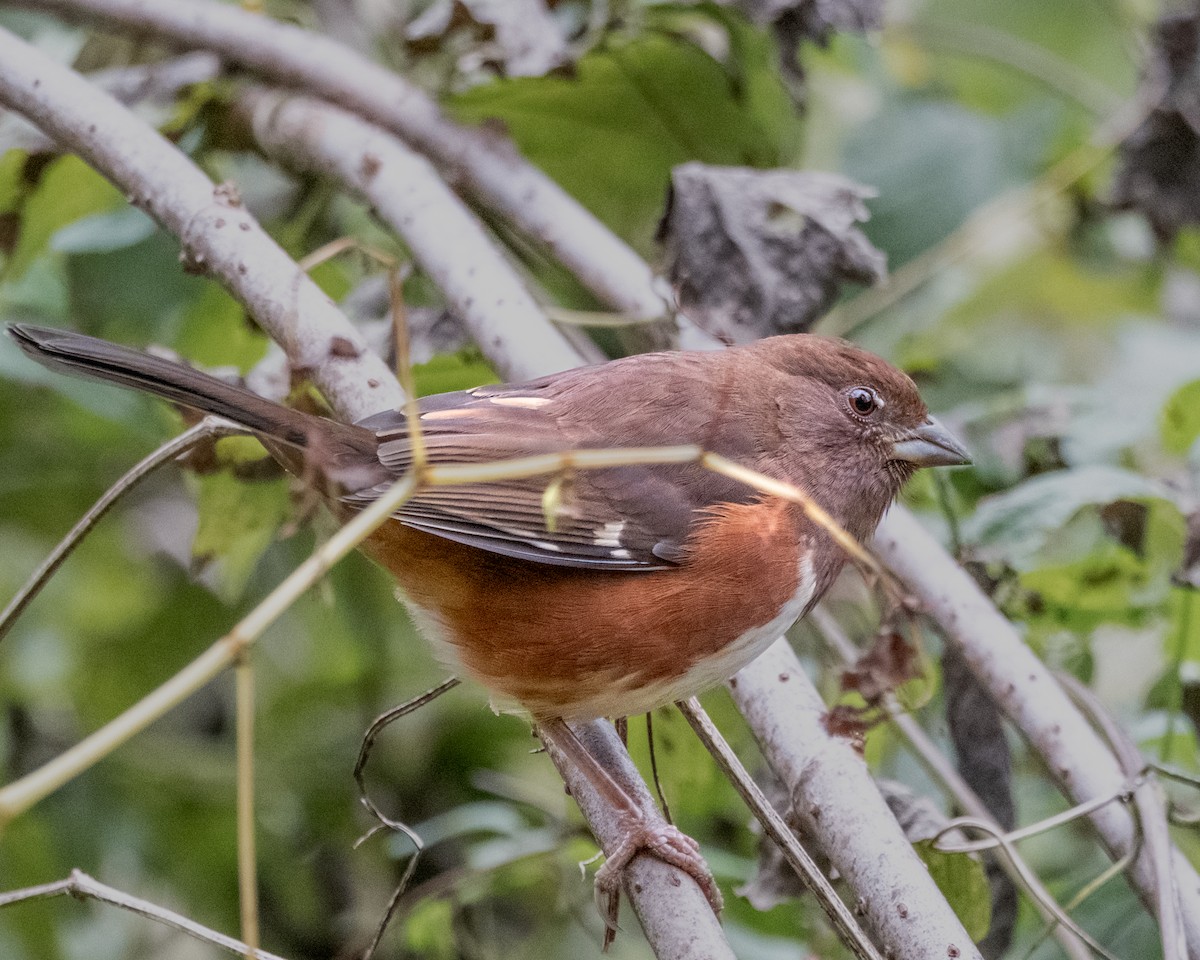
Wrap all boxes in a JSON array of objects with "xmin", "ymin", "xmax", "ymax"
[
  {"xmin": 0, "ymin": 28, "xmax": 721, "ymax": 955},
  {"xmin": 233, "ymin": 87, "xmax": 584, "ymax": 381},
  {"xmin": 13, "ymin": 0, "xmax": 668, "ymax": 318},
  {"xmin": 809, "ymin": 605, "xmax": 1095, "ymax": 960},
  {"xmin": 0, "ymin": 23, "xmax": 401, "ymax": 422},
  {"xmin": 729, "ymin": 640, "xmax": 984, "ymax": 960},
  {"xmin": 540, "ymin": 723, "xmax": 735, "ymax": 960},
  {"xmin": 0, "ymin": 869, "xmax": 288, "ymax": 960},
  {"xmin": 874, "ymin": 507, "xmax": 1200, "ymax": 957}
]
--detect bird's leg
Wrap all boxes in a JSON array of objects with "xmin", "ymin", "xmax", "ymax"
[{"xmin": 537, "ymin": 717, "xmax": 722, "ymax": 934}]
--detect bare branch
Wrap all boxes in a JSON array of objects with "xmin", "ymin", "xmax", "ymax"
[
  {"xmin": 235, "ymin": 88, "xmax": 583, "ymax": 381},
  {"xmin": 1057, "ymin": 672, "xmax": 1188, "ymax": 960},
  {"xmin": 235, "ymin": 656, "xmax": 260, "ymax": 957},
  {"xmin": 0, "ymin": 869, "xmax": 289, "ymax": 960},
  {"xmin": 729, "ymin": 640, "xmax": 984, "ymax": 960},
  {"xmin": 15, "ymin": 0, "xmax": 668, "ymax": 318},
  {"xmin": 676, "ymin": 698, "xmax": 886, "ymax": 960},
  {"xmin": 0, "ymin": 470, "xmax": 418, "ymax": 828},
  {"xmin": 809, "ymin": 605, "xmax": 1095, "ymax": 960},
  {"xmin": 0, "ymin": 19, "xmax": 723, "ymax": 955},
  {"xmin": 539, "ymin": 722, "xmax": 735, "ymax": 960},
  {"xmin": 874, "ymin": 507, "xmax": 1200, "ymax": 956},
  {"xmin": 0, "ymin": 51, "xmax": 221, "ymax": 154},
  {"xmin": 0, "ymin": 24, "xmax": 402, "ymax": 421}
]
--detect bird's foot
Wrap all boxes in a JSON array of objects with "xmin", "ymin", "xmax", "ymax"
[{"xmin": 592, "ymin": 810, "xmax": 722, "ymax": 938}]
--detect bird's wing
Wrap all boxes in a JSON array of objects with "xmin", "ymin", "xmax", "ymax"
[{"xmin": 347, "ymin": 352, "xmax": 770, "ymax": 571}]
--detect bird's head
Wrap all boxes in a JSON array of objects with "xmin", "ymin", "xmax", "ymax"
[{"xmin": 751, "ymin": 335, "xmax": 970, "ymax": 537}]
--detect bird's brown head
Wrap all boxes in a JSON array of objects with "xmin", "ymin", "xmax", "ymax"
[{"xmin": 746, "ymin": 335, "xmax": 970, "ymax": 539}]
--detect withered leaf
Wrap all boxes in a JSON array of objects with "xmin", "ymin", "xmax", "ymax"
[
  {"xmin": 1110, "ymin": 11, "xmax": 1200, "ymax": 242},
  {"xmin": 405, "ymin": 0, "xmax": 568, "ymax": 78},
  {"xmin": 721, "ymin": 0, "xmax": 883, "ymax": 94},
  {"xmin": 840, "ymin": 629, "xmax": 920, "ymax": 705},
  {"xmin": 659, "ymin": 164, "xmax": 885, "ymax": 343}
]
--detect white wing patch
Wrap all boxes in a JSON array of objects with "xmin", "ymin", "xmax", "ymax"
[
  {"xmin": 594, "ymin": 520, "xmax": 626, "ymax": 548},
  {"xmin": 485, "ymin": 395, "xmax": 551, "ymax": 409}
]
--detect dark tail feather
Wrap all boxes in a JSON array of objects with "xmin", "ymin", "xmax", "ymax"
[{"xmin": 7, "ymin": 323, "xmax": 374, "ymax": 456}]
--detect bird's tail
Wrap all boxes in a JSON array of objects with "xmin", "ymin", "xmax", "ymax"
[{"xmin": 6, "ymin": 323, "xmax": 378, "ymax": 460}]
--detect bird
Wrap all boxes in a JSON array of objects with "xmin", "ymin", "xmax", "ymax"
[{"xmin": 7, "ymin": 322, "xmax": 969, "ymax": 923}]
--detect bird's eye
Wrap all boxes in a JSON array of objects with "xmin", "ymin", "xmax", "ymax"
[{"xmin": 847, "ymin": 387, "xmax": 881, "ymax": 418}]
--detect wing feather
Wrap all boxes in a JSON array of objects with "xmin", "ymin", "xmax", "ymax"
[{"xmin": 346, "ymin": 354, "xmax": 772, "ymax": 570}]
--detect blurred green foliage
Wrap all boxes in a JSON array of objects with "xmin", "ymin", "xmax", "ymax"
[{"xmin": 0, "ymin": 1, "xmax": 1197, "ymax": 959}]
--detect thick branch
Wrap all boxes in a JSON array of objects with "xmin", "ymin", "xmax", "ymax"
[
  {"xmin": 15, "ymin": 0, "xmax": 668, "ymax": 317},
  {"xmin": 235, "ymin": 87, "xmax": 582, "ymax": 381},
  {"xmin": 730, "ymin": 641, "xmax": 983, "ymax": 960},
  {"xmin": 0, "ymin": 24, "xmax": 401, "ymax": 422},
  {"xmin": 874, "ymin": 507, "xmax": 1200, "ymax": 957}
]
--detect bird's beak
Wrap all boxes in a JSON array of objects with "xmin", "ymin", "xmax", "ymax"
[{"xmin": 889, "ymin": 417, "xmax": 971, "ymax": 468}]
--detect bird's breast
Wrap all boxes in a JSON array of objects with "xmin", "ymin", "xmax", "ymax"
[{"xmin": 362, "ymin": 497, "xmax": 836, "ymax": 720}]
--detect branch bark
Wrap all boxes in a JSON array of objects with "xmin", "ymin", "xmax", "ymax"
[
  {"xmin": 7, "ymin": 5, "xmax": 1198, "ymax": 958},
  {"xmin": 233, "ymin": 87, "xmax": 583, "ymax": 381},
  {"xmin": 541, "ymin": 723, "xmax": 735, "ymax": 960},
  {"xmin": 0, "ymin": 869, "xmax": 288, "ymax": 960},
  {"xmin": 874, "ymin": 507, "xmax": 1200, "ymax": 957},
  {"xmin": 13, "ymin": 0, "xmax": 668, "ymax": 318},
  {"xmin": 0, "ymin": 23, "xmax": 400, "ymax": 422},
  {"xmin": 729, "ymin": 641, "xmax": 984, "ymax": 960}
]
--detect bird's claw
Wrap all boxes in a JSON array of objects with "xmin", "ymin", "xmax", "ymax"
[{"xmin": 591, "ymin": 812, "xmax": 722, "ymax": 941}]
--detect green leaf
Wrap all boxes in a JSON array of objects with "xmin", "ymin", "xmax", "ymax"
[
  {"xmin": 913, "ymin": 840, "xmax": 992, "ymax": 942},
  {"xmin": 964, "ymin": 465, "xmax": 1167, "ymax": 569},
  {"xmin": 0, "ymin": 148, "xmax": 26, "ymax": 212},
  {"xmin": 213, "ymin": 434, "xmax": 270, "ymax": 466},
  {"xmin": 1161, "ymin": 380, "xmax": 1200, "ymax": 456},
  {"xmin": 50, "ymin": 206, "xmax": 156, "ymax": 254},
  {"xmin": 1015, "ymin": 499, "xmax": 1186, "ymax": 634},
  {"xmin": 6, "ymin": 154, "xmax": 125, "ymax": 279},
  {"xmin": 844, "ymin": 97, "xmax": 1056, "ymax": 266},
  {"xmin": 412, "ymin": 349, "xmax": 498, "ymax": 396},
  {"xmin": 403, "ymin": 897, "xmax": 456, "ymax": 960},
  {"xmin": 192, "ymin": 470, "xmax": 290, "ymax": 603},
  {"xmin": 449, "ymin": 30, "xmax": 795, "ymax": 252}
]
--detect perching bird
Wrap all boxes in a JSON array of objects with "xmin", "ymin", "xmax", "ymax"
[{"xmin": 7, "ymin": 323, "xmax": 969, "ymax": 921}]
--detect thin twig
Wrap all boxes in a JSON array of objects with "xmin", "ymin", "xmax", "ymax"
[
  {"xmin": 353, "ymin": 678, "xmax": 463, "ymax": 804},
  {"xmin": 1057, "ymin": 672, "xmax": 1187, "ymax": 960},
  {"xmin": 874, "ymin": 508, "xmax": 1200, "ymax": 951},
  {"xmin": 235, "ymin": 654, "xmax": 259, "ymax": 960},
  {"xmin": 0, "ymin": 469, "xmax": 418, "ymax": 828},
  {"xmin": 729, "ymin": 640, "xmax": 983, "ymax": 959},
  {"xmin": 350, "ymin": 678, "xmax": 462, "ymax": 960},
  {"xmin": 931, "ymin": 818, "xmax": 1121, "ymax": 960},
  {"xmin": 936, "ymin": 777, "xmax": 1145, "ymax": 856},
  {"xmin": 0, "ymin": 416, "xmax": 246, "ymax": 644},
  {"xmin": 0, "ymin": 869, "xmax": 289, "ymax": 960},
  {"xmin": 643, "ymin": 713, "xmax": 672, "ymax": 826},
  {"xmin": 676, "ymin": 698, "xmax": 886, "ymax": 960}
]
